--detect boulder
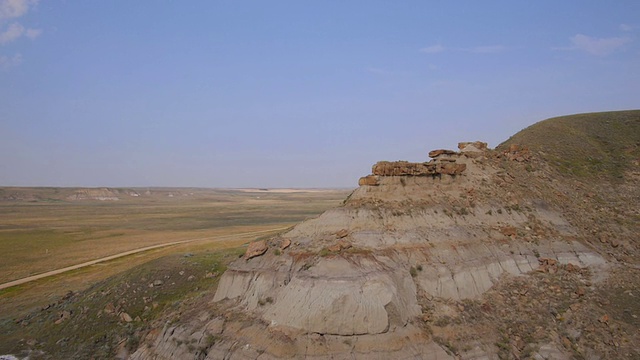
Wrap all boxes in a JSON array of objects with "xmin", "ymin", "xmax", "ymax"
[
  {"xmin": 336, "ymin": 229, "xmax": 349, "ymax": 238},
  {"xmin": 279, "ymin": 238, "xmax": 291, "ymax": 250},
  {"xmin": 120, "ymin": 312, "xmax": 133, "ymax": 323},
  {"xmin": 104, "ymin": 303, "xmax": 116, "ymax": 314},
  {"xmin": 503, "ymin": 144, "xmax": 531, "ymax": 162},
  {"xmin": 429, "ymin": 149, "xmax": 458, "ymax": 158},
  {"xmin": 328, "ymin": 239, "xmax": 352, "ymax": 252},
  {"xmin": 437, "ymin": 162, "xmax": 467, "ymax": 175},
  {"xmin": 458, "ymin": 141, "xmax": 488, "ymax": 152},
  {"xmin": 54, "ymin": 310, "xmax": 71, "ymax": 325},
  {"xmin": 358, "ymin": 175, "xmax": 380, "ymax": 186},
  {"xmin": 244, "ymin": 240, "xmax": 268, "ymax": 260},
  {"xmin": 327, "ymin": 243, "xmax": 341, "ymax": 252},
  {"xmin": 500, "ymin": 226, "xmax": 517, "ymax": 237}
]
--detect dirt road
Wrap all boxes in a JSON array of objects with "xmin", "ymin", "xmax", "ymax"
[{"xmin": 0, "ymin": 227, "xmax": 288, "ymax": 291}]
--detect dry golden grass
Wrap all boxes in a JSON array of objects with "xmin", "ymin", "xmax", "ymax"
[
  {"xmin": 0, "ymin": 187, "xmax": 351, "ymax": 319},
  {"xmin": 0, "ymin": 187, "xmax": 351, "ymax": 284}
]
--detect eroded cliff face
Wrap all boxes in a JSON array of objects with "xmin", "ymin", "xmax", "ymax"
[{"xmin": 131, "ymin": 142, "xmax": 611, "ymax": 360}]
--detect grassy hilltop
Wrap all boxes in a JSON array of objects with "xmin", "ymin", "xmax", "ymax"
[{"xmin": 499, "ymin": 110, "xmax": 640, "ymax": 180}]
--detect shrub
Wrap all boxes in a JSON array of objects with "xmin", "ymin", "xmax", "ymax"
[{"xmin": 409, "ymin": 266, "xmax": 418, "ymax": 277}]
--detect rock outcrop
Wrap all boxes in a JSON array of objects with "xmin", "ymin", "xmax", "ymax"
[
  {"xmin": 370, "ymin": 160, "xmax": 467, "ymax": 177},
  {"xmin": 502, "ymin": 144, "xmax": 531, "ymax": 162},
  {"xmin": 133, "ymin": 141, "xmax": 611, "ymax": 360},
  {"xmin": 243, "ymin": 240, "xmax": 268, "ymax": 260},
  {"xmin": 360, "ymin": 147, "xmax": 469, "ymax": 185},
  {"xmin": 458, "ymin": 141, "xmax": 488, "ymax": 152},
  {"xmin": 357, "ymin": 175, "xmax": 379, "ymax": 186},
  {"xmin": 66, "ymin": 188, "xmax": 120, "ymax": 201},
  {"xmin": 428, "ymin": 149, "xmax": 457, "ymax": 158}
]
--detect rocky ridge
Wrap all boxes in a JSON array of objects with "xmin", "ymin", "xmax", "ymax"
[
  {"xmin": 129, "ymin": 139, "xmax": 632, "ymax": 360},
  {"xmin": 66, "ymin": 188, "xmax": 124, "ymax": 201}
]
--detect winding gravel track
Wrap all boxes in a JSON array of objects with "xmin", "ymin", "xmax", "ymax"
[{"xmin": 0, "ymin": 227, "xmax": 288, "ymax": 291}]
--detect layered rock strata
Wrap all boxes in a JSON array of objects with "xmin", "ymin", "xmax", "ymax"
[{"xmin": 132, "ymin": 141, "xmax": 608, "ymax": 360}]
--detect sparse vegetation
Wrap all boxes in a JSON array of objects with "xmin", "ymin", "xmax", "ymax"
[
  {"xmin": 204, "ymin": 334, "xmax": 219, "ymax": 348},
  {"xmin": 0, "ymin": 248, "xmax": 242, "ymax": 359},
  {"xmin": 433, "ymin": 335, "xmax": 458, "ymax": 356},
  {"xmin": 409, "ymin": 266, "xmax": 418, "ymax": 277}
]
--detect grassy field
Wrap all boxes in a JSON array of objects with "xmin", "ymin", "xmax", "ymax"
[
  {"xmin": 0, "ymin": 247, "xmax": 247, "ymax": 358},
  {"xmin": 0, "ymin": 187, "xmax": 350, "ymax": 286},
  {"xmin": 0, "ymin": 187, "xmax": 351, "ymax": 329}
]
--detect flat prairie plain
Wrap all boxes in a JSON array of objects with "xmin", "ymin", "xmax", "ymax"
[{"xmin": 0, "ymin": 187, "xmax": 350, "ymax": 286}]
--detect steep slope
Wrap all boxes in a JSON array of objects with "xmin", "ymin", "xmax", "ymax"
[
  {"xmin": 131, "ymin": 112, "xmax": 640, "ymax": 360},
  {"xmin": 499, "ymin": 110, "xmax": 640, "ymax": 264}
]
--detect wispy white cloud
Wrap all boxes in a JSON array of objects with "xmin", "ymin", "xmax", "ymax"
[
  {"xmin": 560, "ymin": 34, "xmax": 631, "ymax": 56},
  {"xmin": 0, "ymin": 0, "xmax": 41, "ymax": 47},
  {"xmin": 420, "ymin": 44, "xmax": 444, "ymax": 54},
  {"xmin": 0, "ymin": 21, "xmax": 38, "ymax": 44},
  {"xmin": 0, "ymin": 52, "xmax": 21, "ymax": 68},
  {"xmin": 0, "ymin": 21, "xmax": 22, "ymax": 43},
  {"xmin": 463, "ymin": 45, "xmax": 505, "ymax": 54},
  {"xmin": 0, "ymin": 0, "xmax": 37, "ymax": 21},
  {"xmin": 619, "ymin": 23, "xmax": 633, "ymax": 32},
  {"xmin": 0, "ymin": 1, "xmax": 39, "ymax": 69},
  {"xmin": 420, "ymin": 43, "xmax": 505, "ymax": 54},
  {"xmin": 24, "ymin": 26, "xmax": 39, "ymax": 39}
]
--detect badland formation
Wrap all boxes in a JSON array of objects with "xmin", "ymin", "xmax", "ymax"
[
  {"xmin": 3, "ymin": 110, "xmax": 639, "ymax": 359},
  {"xmin": 130, "ymin": 111, "xmax": 640, "ymax": 359}
]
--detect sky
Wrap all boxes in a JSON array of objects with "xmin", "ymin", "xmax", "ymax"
[{"xmin": 0, "ymin": 1, "xmax": 639, "ymax": 188}]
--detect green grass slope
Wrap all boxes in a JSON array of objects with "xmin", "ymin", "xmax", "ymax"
[
  {"xmin": 498, "ymin": 110, "xmax": 640, "ymax": 180},
  {"xmin": 0, "ymin": 248, "xmax": 244, "ymax": 359}
]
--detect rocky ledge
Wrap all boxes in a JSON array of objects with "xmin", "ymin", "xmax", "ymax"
[
  {"xmin": 131, "ymin": 141, "xmax": 610, "ymax": 360},
  {"xmin": 358, "ymin": 142, "xmax": 483, "ymax": 186}
]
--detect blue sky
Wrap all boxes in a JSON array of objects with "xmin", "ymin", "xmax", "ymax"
[{"xmin": 1, "ymin": 1, "xmax": 638, "ymax": 188}]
